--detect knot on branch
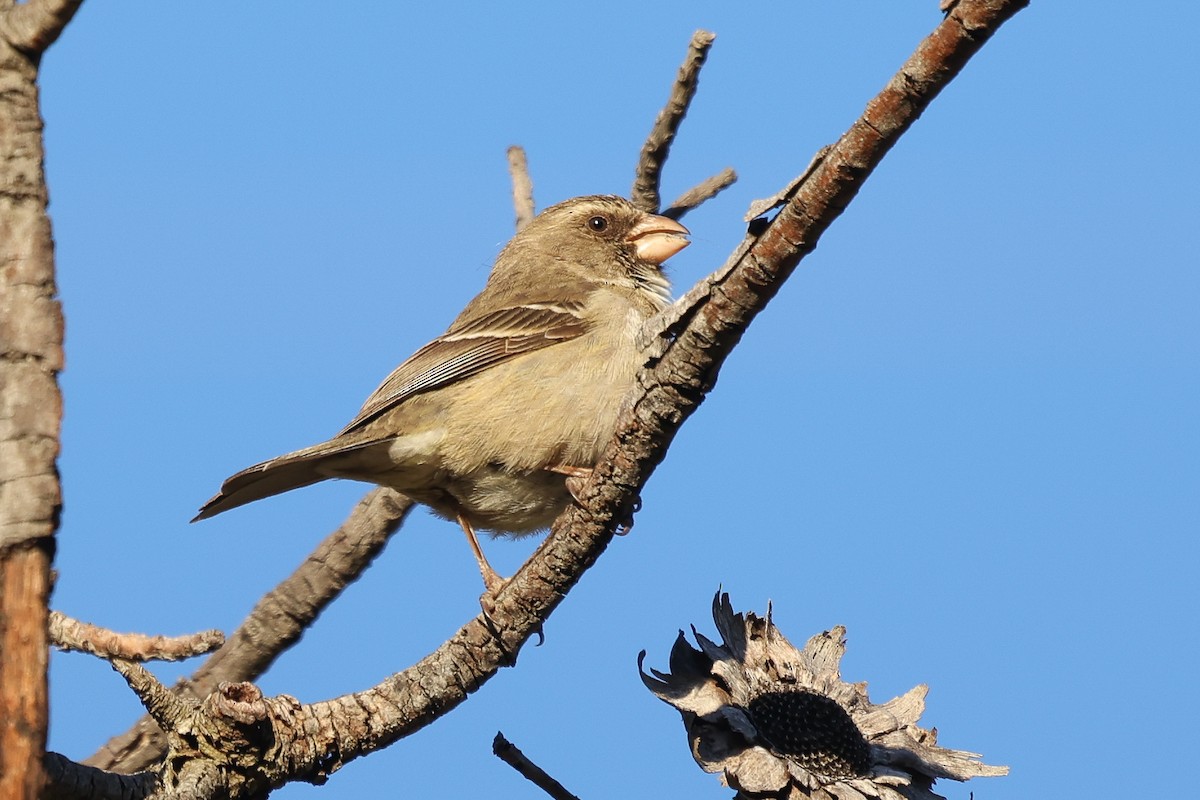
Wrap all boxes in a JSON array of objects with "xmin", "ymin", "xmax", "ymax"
[
  {"xmin": 205, "ymin": 682, "xmax": 270, "ymax": 728},
  {"xmin": 152, "ymin": 683, "xmax": 283, "ymax": 798}
]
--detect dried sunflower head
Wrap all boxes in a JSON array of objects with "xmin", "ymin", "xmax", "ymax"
[{"xmin": 639, "ymin": 593, "xmax": 1007, "ymax": 800}]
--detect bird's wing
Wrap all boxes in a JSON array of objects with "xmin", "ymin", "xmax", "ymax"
[{"xmin": 338, "ymin": 299, "xmax": 589, "ymax": 434}]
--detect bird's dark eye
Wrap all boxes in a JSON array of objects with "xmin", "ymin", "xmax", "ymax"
[{"xmin": 587, "ymin": 215, "xmax": 609, "ymax": 232}]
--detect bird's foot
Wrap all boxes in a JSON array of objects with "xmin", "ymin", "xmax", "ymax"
[
  {"xmin": 477, "ymin": 569, "xmax": 545, "ymax": 654},
  {"xmin": 478, "ymin": 566, "xmax": 507, "ymax": 618},
  {"xmin": 549, "ymin": 464, "xmax": 593, "ymax": 503}
]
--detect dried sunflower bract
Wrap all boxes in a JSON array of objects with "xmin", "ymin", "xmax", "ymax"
[{"xmin": 639, "ymin": 593, "xmax": 1008, "ymax": 800}]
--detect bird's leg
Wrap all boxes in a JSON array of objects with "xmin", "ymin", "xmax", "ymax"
[
  {"xmin": 547, "ymin": 464, "xmax": 593, "ymax": 502},
  {"xmin": 456, "ymin": 512, "xmax": 506, "ymax": 596},
  {"xmin": 548, "ymin": 464, "xmax": 637, "ymax": 534}
]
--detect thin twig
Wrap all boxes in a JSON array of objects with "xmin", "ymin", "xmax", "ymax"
[
  {"xmin": 0, "ymin": 0, "xmax": 85, "ymax": 54},
  {"xmin": 630, "ymin": 30, "xmax": 716, "ymax": 212},
  {"xmin": 507, "ymin": 146, "xmax": 535, "ymax": 230},
  {"xmin": 110, "ymin": 660, "xmax": 193, "ymax": 733},
  {"xmin": 661, "ymin": 167, "xmax": 737, "ymax": 220},
  {"xmin": 742, "ymin": 146, "xmax": 832, "ymax": 223},
  {"xmin": 493, "ymin": 733, "xmax": 581, "ymax": 800},
  {"xmin": 50, "ymin": 611, "xmax": 224, "ymax": 662}
]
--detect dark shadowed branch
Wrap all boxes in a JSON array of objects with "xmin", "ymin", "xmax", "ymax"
[
  {"xmin": 493, "ymin": 733, "xmax": 582, "ymax": 800},
  {"xmin": 42, "ymin": 752, "xmax": 156, "ymax": 800}
]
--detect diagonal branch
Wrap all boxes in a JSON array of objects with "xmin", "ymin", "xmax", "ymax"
[
  {"xmin": 630, "ymin": 29, "xmax": 716, "ymax": 212},
  {"xmin": 114, "ymin": 3, "xmax": 1027, "ymax": 792},
  {"xmin": 77, "ymin": 4, "xmax": 1027, "ymax": 793},
  {"xmin": 542, "ymin": 0, "xmax": 1033, "ymax": 647}
]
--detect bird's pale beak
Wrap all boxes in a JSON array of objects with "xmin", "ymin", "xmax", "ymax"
[{"xmin": 627, "ymin": 214, "xmax": 690, "ymax": 264}]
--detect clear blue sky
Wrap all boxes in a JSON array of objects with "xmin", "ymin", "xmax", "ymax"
[{"xmin": 41, "ymin": 4, "xmax": 1197, "ymax": 799}]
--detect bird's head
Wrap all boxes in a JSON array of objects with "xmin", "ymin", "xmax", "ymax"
[{"xmin": 498, "ymin": 195, "xmax": 690, "ymax": 307}]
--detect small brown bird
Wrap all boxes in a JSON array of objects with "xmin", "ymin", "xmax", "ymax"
[{"xmin": 194, "ymin": 195, "xmax": 689, "ymax": 594}]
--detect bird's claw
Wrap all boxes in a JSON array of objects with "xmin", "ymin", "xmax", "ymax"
[{"xmin": 616, "ymin": 494, "xmax": 642, "ymax": 535}]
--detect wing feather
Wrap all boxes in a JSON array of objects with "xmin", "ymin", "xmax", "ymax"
[{"xmin": 339, "ymin": 301, "xmax": 588, "ymax": 434}]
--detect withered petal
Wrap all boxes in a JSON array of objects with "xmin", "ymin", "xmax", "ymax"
[{"xmin": 723, "ymin": 745, "xmax": 791, "ymax": 794}]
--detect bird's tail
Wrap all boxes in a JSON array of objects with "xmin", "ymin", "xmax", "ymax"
[{"xmin": 192, "ymin": 438, "xmax": 379, "ymax": 522}]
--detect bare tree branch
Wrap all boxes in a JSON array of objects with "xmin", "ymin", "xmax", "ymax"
[
  {"xmin": 37, "ymin": 4, "xmax": 1029, "ymax": 796},
  {"xmin": 493, "ymin": 733, "xmax": 581, "ymax": 800},
  {"xmin": 93, "ymin": 4, "xmax": 1027, "ymax": 795},
  {"xmin": 507, "ymin": 145, "xmax": 535, "ymax": 230},
  {"xmin": 0, "ymin": 0, "xmax": 85, "ymax": 55},
  {"xmin": 662, "ymin": 166, "xmax": 737, "ymax": 220},
  {"xmin": 630, "ymin": 29, "xmax": 716, "ymax": 212},
  {"xmin": 110, "ymin": 660, "xmax": 193, "ymax": 734},
  {"xmin": 543, "ymin": 0, "xmax": 1031, "ymax": 674},
  {"xmin": 50, "ymin": 612, "xmax": 224, "ymax": 662},
  {"xmin": 87, "ymin": 488, "xmax": 413, "ymax": 773},
  {"xmin": 42, "ymin": 752, "xmax": 155, "ymax": 800}
]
